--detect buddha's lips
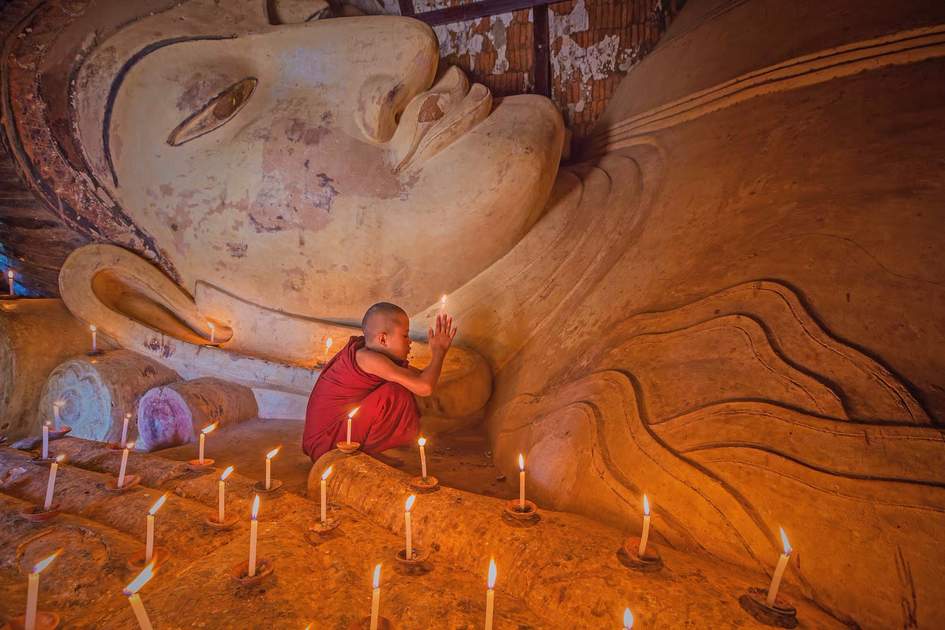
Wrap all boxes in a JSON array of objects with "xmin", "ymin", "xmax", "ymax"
[{"xmin": 387, "ymin": 65, "xmax": 493, "ymax": 172}]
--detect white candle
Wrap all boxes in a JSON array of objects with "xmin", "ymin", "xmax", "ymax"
[
  {"xmin": 418, "ymin": 437, "xmax": 428, "ymax": 479},
  {"xmin": 346, "ymin": 407, "xmax": 359, "ymax": 444},
  {"xmin": 518, "ymin": 453, "xmax": 526, "ymax": 509},
  {"xmin": 89, "ymin": 324, "xmax": 97, "ymax": 353},
  {"xmin": 485, "ymin": 558, "xmax": 497, "ymax": 630},
  {"xmin": 7, "ymin": 270, "xmax": 13, "ymax": 297},
  {"xmin": 404, "ymin": 494, "xmax": 416, "ymax": 559},
  {"xmin": 146, "ymin": 494, "xmax": 168, "ymax": 563},
  {"xmin": 208, "ymin": 321, "xmax": 216, "ymax": 344},
  {"xmin": 248, "ymin": 495, "xmax": 260, "ymax": 577},
  {"xmin": 121, "ymin": 412, "xmax": 131, "ymax": 445},
  {"xmin": 623, "ymin": 607, "xmax": 634, "ymax": 629},
  {"xmin": 370, "ymin": 563, "xmax": 381, "ymax": 630},
  {"xmin": 265, "ymin": 446, "xmax": 280, "ymax": 490},
  {"xmin": 766, "ymin": 527, "xmax": 793, "ymax": 606},
  {"xmin": 198, "ymin": 422, "xmax": 217, "ymax": 463},
  {"xmin": 320, "ymin": 465, "xmax": 333, "ymax": 523},
  {"xmin": 325, "ymin": 336, "xmax": 333, "ymax": 353},
  {"xmin": 638, "ymin": 494, "xmax": 651, "ymax": 557},
  {"xmin": 218, "ymin": 465, "xmax": 234, "ymax": 522},
  {"xmin": 43, "ymin": 455, "xmax": 64, "ymax": 510},
  {"xmin": 118, "ymin": 441, "xmax": 134, "ymax": 488},
  {"xmin": 25, "ymin": 551, "xmax": 60, "ymax": 630},
  {"xmin": 52, "ymin": 401, "xmax": 64, "ymax": 430},
  {"xmin": 124, "ymin": 561, "xmax": 156, "ymax": 630},
  {"xmin": 41, "ymin": 423, "xmax": 49, "ymax": 459}
]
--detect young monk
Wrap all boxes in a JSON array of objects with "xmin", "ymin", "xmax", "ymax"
[{"xmin": 302, "ymin": 302, "xmax": 457, "ymax": 462}]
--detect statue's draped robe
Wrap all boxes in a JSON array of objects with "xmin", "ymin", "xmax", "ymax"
[{"xmin": 303, "ymin": 336, "xmax": 420, "ymax": 460}]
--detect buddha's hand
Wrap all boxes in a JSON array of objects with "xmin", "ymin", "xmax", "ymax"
[{"xmin": 428, "ymin": 312, "xmax": 457, "ymax": 355}]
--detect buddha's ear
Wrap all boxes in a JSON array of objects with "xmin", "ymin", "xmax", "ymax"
[{"xmin": 265, "ymin": 0, "xmax": 333, "ymax": 24}]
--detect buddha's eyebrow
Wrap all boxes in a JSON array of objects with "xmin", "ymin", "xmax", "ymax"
[{"xmin": 102, "ymin": 35, "xmax": 235, "ymax": 188}]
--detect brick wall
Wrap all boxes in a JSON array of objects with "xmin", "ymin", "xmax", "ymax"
[{"xmin": 359, "ymin": 0, "xmax": 678, "ymax": 139}]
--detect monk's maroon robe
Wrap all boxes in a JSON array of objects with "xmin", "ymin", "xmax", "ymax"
[{"xmin": 303, "ymin": 336, "xmax": 420, "ymax": 461}]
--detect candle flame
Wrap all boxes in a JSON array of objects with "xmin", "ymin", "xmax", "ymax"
[
  {"xmin": 126, "ymin": 441, "xmax": 136, "ymax": 450},
  {"xmin": 44, "ymin": 421, "xmax": 50, "ymax": 427},
  {"xmin": 251, "ymin": 494, "xmax": 260, "ymax": 520},
  {"xmin": 55, "ymin": 454, "xmax": 66, "ymax": 463},
  {"xmin": 266, "ymin": 446, "xmax": 281, "ymax": 460},
  {"xmin": 321, "ymin": 465, "xmax": 333, "ymax": 481},
  {"xmin": 487, "ymin": 557, "xmax": 497, "ymax": 588},
  {"xmin": 623, "ymin": 607, "xmax": 634, "ymax": 628},
  {"xmin": 125, "ymin": 412, "xmax": 132, "ymax": 419},
  {"xmin": 220, "ymin": 465, "xmax": 235, "ymax": 481},
  {"xmin": 325, "ymin": 337, "xmax": 333, "ymax": 350},
  {"xmin": 405, "ymin": 494, "xmax": 416, "ymax": 512},
  {"xmin": 643, "ymin": 494, "xmax": 650, "ymax": 516},
  {"xmin": 779, "ymin": 526, "xmax": 792, "ymax": 554},
  {"xmin": 201, "ymin": 422, "xmax": 218, "ymax": 435},
  {"xmin": 418, "ymin": 436, "xmax": 426, "ymax": 447},
  {"xmin": 372, "ymin": 563, "xmax": 382, "ymax": 588},
  {"xmin": 148, "ymin": 493, "xmax": 168, "ymax": 515},
  {"xmin": 53, "ymin": 400, "xmax": 64, "ymax": 409},
  {"xmin": 208, "ymin": 321, "xmax": 215, "ymax": 330},
  {"xmin": 348, "ymin": 407, "xmax": 359, "ymax": 419},
  {"xmin": 440, "ymin": 294, "xmax": 447, "ymax": 307},
  {"xmin": 32, "ymin": 550, "xmax": 61, "ymax": 574},
  {"xmin": 518, "ymin": 453, "xmax": 525, "ymax": 471},
  {"xmin": 124, "ymin": 561, "xmax": 156, "ymax": 595},
  {"xmin": 6, "ymin": 270, "xmax": 11, "ymax": 278},
  {"xmin": 89, "ymin": 324, "xmax": 96, "ymax": 332}
]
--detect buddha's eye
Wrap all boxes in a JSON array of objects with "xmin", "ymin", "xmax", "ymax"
[{"xmin": 167, "ymin": 77, "xmax": 257, "ymax": 146}]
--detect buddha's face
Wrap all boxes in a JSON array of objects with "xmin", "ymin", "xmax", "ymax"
[{"xmin": 87, "ymin": 14, "xmax": 563, "ymax": 318}]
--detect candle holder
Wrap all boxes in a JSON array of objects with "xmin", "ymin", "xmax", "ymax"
[
  {"xmin": 347, "ymin": 617, "xmax": 391, "ymax": 630},
  {"xmin": 103, "ymin": 474, "xmax": 141, "ymax": 493},
  {"xmin": 394, "ymin": 547, "xmax": 431, "ymax": 576},
  {"xmin": 738, "ymin": 587, "xmax": 798, "ymax": 628},
  {"xmin": 47, "ymin": 426, "xmax": 71, "ymax": 440},
  {"xmin": 187, "ymin": 458, "xmax": 216, "ymax": 471},
  {"xmin": 336, "ymin": 441, "xmax": 361, "ymax": 454},
  {"xmin": 204, "ymin": 513, "xmax": 239, "ymax": 530},
  {"xmin": 127, "ymin": 546, "xmax": 170, "ymax": 571},
  {"xmin": 408, "ymin": 475, "xmax": 439, "ymax": 492},
  {"xmin": 502, "ymin": 499, "xmax": 539, "ymax": 525},
  {"xmin": 253, "ymin": 479, "xmax": 283, "ymax": 494},
  {"xmin": 19, "ymin": 504, "xmax": 61, "ymax": 522},
  {"xmin": 1, "ymin": 611, "xmax": 60, "ymax": 630},
  {"xmin": 309, "ymin": 517, "xmax": 341, "ymax": 535},
  {"xmin": 229, "ymin": 558, "xmax": 274, "ymax": 586},
  {"xmin": 617, "ymin": 536, "xmax": 663, "ymax": 572}
]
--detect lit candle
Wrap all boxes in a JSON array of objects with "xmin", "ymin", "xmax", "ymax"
[
  {"xmin": 320, "ymin": 465, "xmax": 333, "ymax": 523},
  {"xmin": 248, "ymin": 494, "xmax": 260, "ymax": 577},
  {"xmin": 43, "ymin": 454, "xmax": 65, "ymax": 510},
  {"xmin": 118, "ymin": 441, "xmax": 134, "ymax": 488},
  {"xmin": 439, "ymin": 293, "xmax": 447, "ymax": 315},
  {"xmin": 346, "ymin": 407, "xmax": 359, "ymax": 444},
  {"xmin": 7, "ymin": 269, "xmax": 13, "ymax": 297},
  {"xmin": 198, "ymin": 422, "xmax": 217, "ymax": 463},
  {"xmin": 623, "ymin": 607, "xmax": 634, "ymax": 629},
  {"xmin": 218, "ymin": 465, "xmax": 234, "ymax": 522},
  {"xmin": 121, "ymin": 412, "xmax": 131, "ymax": 445},
  {"xmin": 418, "ymin": 437, "xmax": 428, "ymax": 479},
  {"xmin": 124, "ymin": 561, "xmax": 156, "ymax": 630},
  {"xmin": 89, "ymin": 324, "xmax": 97, "ymax": 353},
  {"xmin": 41, "ymin": 423, "xmax": 49, "ymax": 459},
  {"xmin": 325, "ymin": 336, "xmax": 333, "ymax": 353},
  {"xmin": 485, "ymin": 557, "xmax": 497, "ymax": 630},
  {"xmin": 638, "ymin": 494, "xmax": 651, "ymax": 557},
  {"xmin": 766, "ymin": 527, "xmax": 793, "ymax": 607},
  {"xmin": 208, "ymin": 321, "xmax": 216, "ymax": 344},
  {"xmin": 265, "ymin": 446, "xmax": 281, "ymax": 490},
  {"xmin": 404, "ymin": 494, "xmax": 416, "ymax": 559},
  {"xmin": 518, "ymin": 453, "xmax": 526, "ymax": 510},
  {"xmin": 52, "ymin": 400, "xmax": 64, "ymax": 430},
  {"xmin": 370, "ymin": 563, "xmax": 381, "ymax": 630},
  {"xmin": 24, "ymin": 550, "xmax": 60, "ymax": 630},
  {"xmin": 145, "ymin": 493, "xmax": 168, "ymax": 563}
]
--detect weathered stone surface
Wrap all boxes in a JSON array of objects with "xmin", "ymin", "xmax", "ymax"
[
  {"xmin": 137, "ymin": 378, "xmax": 258, "ymax": 452},
  {"xmin": 0, "ymin": 299, "xmax": 102, "ymax": 439},
  {"xmin": 39, "ymin": 350, "xmax": 179, "ymax": 444}
]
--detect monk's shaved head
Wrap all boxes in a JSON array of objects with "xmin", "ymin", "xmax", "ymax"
[{"xmin": 362, "ymin": 302, "xmax": 408, "ymax": 337}]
